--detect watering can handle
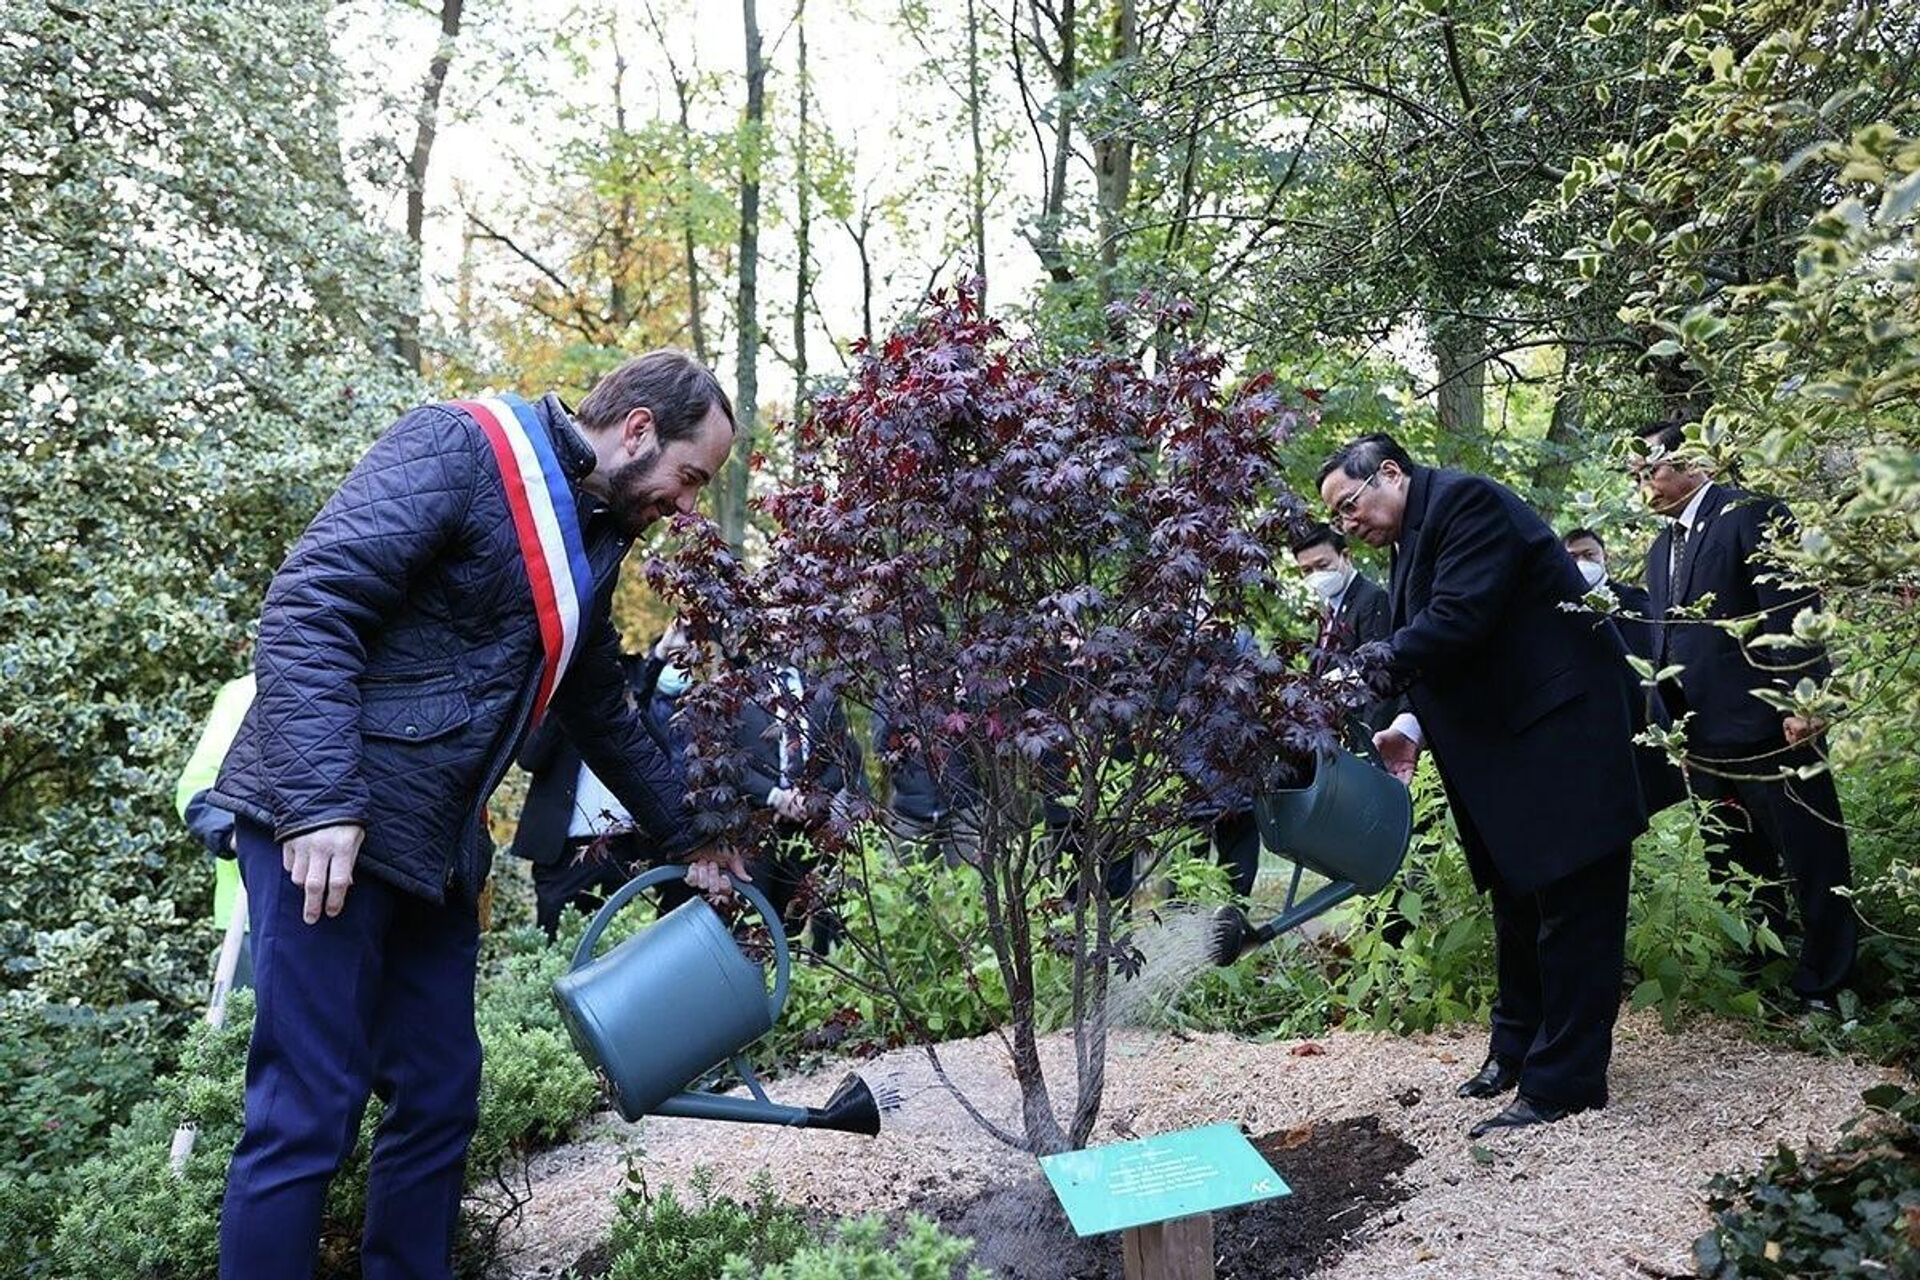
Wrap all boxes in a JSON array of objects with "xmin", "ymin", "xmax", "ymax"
[{"xmin": 569, "ymin": 864, "xmax": 792, "ymax": 1026}]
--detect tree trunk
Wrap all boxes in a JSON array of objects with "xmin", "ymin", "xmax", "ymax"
[
  {"xmin": 396, "ymin": 0, "xmax": 464, "ymax": 375},
  {"xmin": 724, "ymin": 0, "xmax": 765, "ymax": 550},
  {"xmin": 671, "ymin": 74, "xmax": 709, "ymax": 367},
  {"xmin": 1092, "ymin": 0, "xmax": 1137, "ymax": 321},
  {"xmin": 609, "ymin": 16, "xmax": 633, "ymax": 333},
  {"xmin": 1018, "ymin": 0, "xmax": 1077, "ymax": 285},
  {"xmin": 1531, "ymin": 350, "xmax": 1585, "ymax": 500},
  {"xmin": 1430, "ymin": 312, "xmax": 1486, "ymax": 439},
  {"xmin": 792, "ymin": 0, "xmax": 811, "ymax": 450},
  {"xmin": 966, "ymin": 0, "xmax": 988, "ymax": 301}
]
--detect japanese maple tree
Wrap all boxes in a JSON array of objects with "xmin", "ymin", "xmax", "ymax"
[{"xmin": 651, "ymin": 286, "xmax": 1350, "ymax": 1153}]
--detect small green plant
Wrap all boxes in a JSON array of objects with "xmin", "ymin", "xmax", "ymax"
[
  {"xmin": 769, "ymin": 846, "xmax": 1054, "ymax": 1064},
  {"xmin": 1694, "ymin": 1084, "xmax": 1920, "ymax": 1279},
  {"xmin": 724, "ymin": 1213, "xmax": 987, "ymax": 1280},
  {"xmin": 1324, "ymin": 766, "xmax": 1497, "ymax": 1033},
  {"xmin": 604, "ymin": 1167, "xmax": 811, "ymax": 1280},
  {"xmin": 1623, "ymin": 801, "xmax": 1780, "ymax": 1026}
]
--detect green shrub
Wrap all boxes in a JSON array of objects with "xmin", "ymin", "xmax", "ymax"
[
  {"xmin": 769, "ymin": 847, "xmax": 1048, "ymax": 1063},
  {"xmin": 724, "ymin": 1214, "xmax": 987, "ymax": 1280},
  {"xmin": 603, "ymin": 1167, "xmax": 811, "ymax": 1280},
  {"xmin": 1157, "ymin": 762, "xmax": 1800, "ymax": 1040},
  {"xmin": 1694, "ymin": 1084, "xmax": 1920, "ymax": 1279},
  {"xmin": 0, "ymin": 993, "xmax": 168, "ymax": 1275},
  {"xmin": 1326, "ymin": 768, "xmax": 1498, "ymax": 1033}
]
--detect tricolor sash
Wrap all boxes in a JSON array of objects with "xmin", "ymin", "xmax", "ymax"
[{"xmin": 450, "ymin": 394, "xmax": 592, "ymax": 728}]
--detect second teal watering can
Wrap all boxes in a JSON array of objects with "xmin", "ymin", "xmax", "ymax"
[
  {"xmin": 1207, "ymin": 748, "xmax": 1413, "ymax": 965},
  {"xmin": 552, "ymin": 864, "xmax": 886, "ymax": 1135}
]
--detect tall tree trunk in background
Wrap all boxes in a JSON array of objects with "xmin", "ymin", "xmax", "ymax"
[
  {"xmin": 608, "ymin": 17, "xmax": 634, "ymax": 334},
  {"xmin": 844, "ymin": 202, "xmax": 875, "ymax": 347},
  {"xmin": 1531, "ymin": 351, "xmax": 1586, "ymax": 500},
  {"xmin": 1430, "ymin": 312, "xmax": 1486, "ymax": 439},
  {"xmin": 966, "ymin": 0, "xmax": 988, "ymax": 301},
  {"xmin": 396, "ymin": 0, "xmax": 464, "ymax": 374},
  {"xmin": 454, "ymin": 226, "xmax": 475, "ymax": 348},
  {"xmin": 792, "ymin": 0, "xmax": 811, "ymax": 448},
  {"xmin": 722, "ymin": 0, "xmax": 765, "ymax": 550},
  {"xmin": 1015, "ymin": 0, "xmax": 1077, "ymax": 284},
  {"xmin": 671, "ymin": 75, "xmax": 710, "ymax": 365},
  {"xmin": 1092, "ymin": 0, "xmax": 1136, "ymax": 323}
]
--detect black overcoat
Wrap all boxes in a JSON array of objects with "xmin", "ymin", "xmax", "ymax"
[{"xmin": 1386, "ymin": 466, "xmax": 1649, "ymax": 894}]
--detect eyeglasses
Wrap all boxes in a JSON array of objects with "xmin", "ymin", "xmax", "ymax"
[{"xmin": 1329, "ymin": 469, "xmax": 1382, "ymax": 523}]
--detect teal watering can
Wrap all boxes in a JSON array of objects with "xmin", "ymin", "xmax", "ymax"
[
  {"xmin": 552, "ymin": 864, "xmax": 888, "ymax": 1135},
  {"xmin": 1207, "ymin": 748, "xmax": 1413, "ymax": 966}
]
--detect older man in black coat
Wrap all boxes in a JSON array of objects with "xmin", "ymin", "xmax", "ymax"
[{"xmin": 1322, "ymin": 432, "xmax": 1649, "ymax": 1138}]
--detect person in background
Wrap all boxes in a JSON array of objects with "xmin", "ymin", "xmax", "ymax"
[
  {"xmin": 1292, "ymin": 521, "xmax": 1400, "ymax": 749},
  {"xmin": 732, "ymin": 665, "xmax": 866, "ymax": 950},
  {"xmin": 873, "ymin": 691, "xmax": 982, "ymax": 869},
  {"xmin": 1632, "ymin": 420, "xmax": 1856, "ymax": 1011},
  {"xmin": 174, "ymin": 672, "xmax": 257, "ymax": 984},
  {"xmin": 1327, "ymin": 431, "xmax": 1649, "ymax": 1138},
  {"xmin": 1562, "ymin": 527, "xmax": 1656, "ymax": 665},
  {"xmin": 510, "ymin": 622, "xmax": 696, "ymax": 936}
]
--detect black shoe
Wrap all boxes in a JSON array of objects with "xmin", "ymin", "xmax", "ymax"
[
  {"xmin": 1456, "ymin": 1054, "xmax": 1520, "ymax": 1099},
  {"xmin": 1796, "ymin": 994, "xmax": 1840, "ymax": 1019},
  {"xmin": 1468, "ymin": 1094, "xmax": 1588, "ymax": 1139}
]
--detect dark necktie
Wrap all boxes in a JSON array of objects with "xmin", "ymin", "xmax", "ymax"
[{"xmin": 1669, "ymin": 520, "xmax": 1689, "ymax": 586}]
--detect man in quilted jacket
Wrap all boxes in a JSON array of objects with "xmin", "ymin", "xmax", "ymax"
[{"xmin": 207, "ymin": 351, "xmax": 740, "ymax": 1280}]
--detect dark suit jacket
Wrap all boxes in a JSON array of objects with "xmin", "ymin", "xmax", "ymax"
[
  {"xmin": 733, "ymin": 674, "xmax": 865, "ymax": 819},
  {"xmin": 511, "ymin": 652, "xmax": 668, "ymax": 867},
  {"xmin": 1643, "ymin": 483, "xmax": 1830, "ymax": 748},
  {"xmin": 1323, "ymin": 571, "xmax": 1402, "ymax": 738},
  {"xmin": 1385, "ymin": 467, "xmax": 1648, "ymax": 894}
]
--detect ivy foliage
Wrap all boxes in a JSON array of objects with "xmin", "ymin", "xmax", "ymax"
[
  {"xmin": 1695, "ymin": 1083, "xmax": 1920, "ymax": 1279},
  {"xmin": 0, "ymin": 0, "xmax": 417, "ymax": 1225}
]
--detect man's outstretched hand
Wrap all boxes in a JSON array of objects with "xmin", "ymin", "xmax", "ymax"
[
  {"xmin": 283, "ymin": 824, "xmax": 364, "ymax": 924},
  {"xmin": 685, "ymin": 843, "xmax": 752, "ymax": 897},
  {"xmin": 1373, "ymin": 727, "xmax": 1421, "ymax": 785}
]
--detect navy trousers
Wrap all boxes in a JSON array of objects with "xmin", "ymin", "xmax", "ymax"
[
  {"xmin": 221, "ymin": 821, "xmax": 482, "ymax": 1280},
  {"xmin": 1487, "ymin": 846, "xmax": 1631, "ymax": 1110}
]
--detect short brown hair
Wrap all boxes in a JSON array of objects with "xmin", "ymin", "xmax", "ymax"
[{"xmin": 576, "ymin": 350, "xmax": 736, "ymax": 444}]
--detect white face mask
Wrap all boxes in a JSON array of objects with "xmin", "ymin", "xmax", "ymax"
[
  {"xmin": 1577, "ymin": 559, "xmax": 1607, "ymax": 589},
  {"xmin": 1305, "ymin": 566, "xmax": 1350, "ymax": 603}
]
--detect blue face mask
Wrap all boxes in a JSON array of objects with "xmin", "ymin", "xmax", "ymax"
[{"xmin": 655, "ymin": 664, "xmax": 691, "ymax": 698}]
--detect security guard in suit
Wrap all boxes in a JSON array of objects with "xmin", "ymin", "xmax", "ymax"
[{"xmin": 1632, "ymin": 421, "xmax": 1856, "ymax": 1007}]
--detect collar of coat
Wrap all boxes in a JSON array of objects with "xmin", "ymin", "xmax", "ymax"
[
  {"xmin": 535, "ymin": 391, "xmax": 598, "ymax": 487},
  {"xmin": 1398, "ymin": 463, "xmax": 1433, "ymax": 547}
]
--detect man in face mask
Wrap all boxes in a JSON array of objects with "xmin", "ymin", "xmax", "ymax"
[
  {"xmin": 1562, "ymin": 528, "xmax": 1655, "ymax": 665},
  {"xmin": 510, "ymin": 620, "xmax": 699, "ymax": 936},
  {"xmin": 1291, "ymin": 523, "xmax": 1399, "ymax": 746}
]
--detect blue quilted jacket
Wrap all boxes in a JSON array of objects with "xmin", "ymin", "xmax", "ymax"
[{"xmin": 210, "ymin": 393, "xmax": 693, "ymax": 901}]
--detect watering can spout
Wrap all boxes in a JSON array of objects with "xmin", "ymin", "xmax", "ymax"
[
  {"xmin": 801, "ymin": 1073, "xmax": 892, "ymax": 1136},
  {"xmin": 1206, "ymin": 905, "xmax": 1265, "ymax": 967},
  {"xmin": 552, "ymin": 865, "xmax": 888, "ymax": 1137}
]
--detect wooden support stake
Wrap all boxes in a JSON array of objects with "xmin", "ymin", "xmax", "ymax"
[{"xmin": 1122, "ymin": 1213, "xmax": 1214, "ymax": 1280}]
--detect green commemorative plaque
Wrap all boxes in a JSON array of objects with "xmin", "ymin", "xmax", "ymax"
[{"xmin": 1037, "ymin": 1123, "xmax": 1291, "ymax": 1237}]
